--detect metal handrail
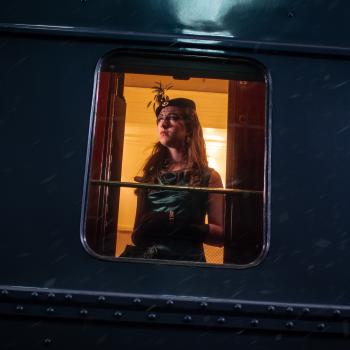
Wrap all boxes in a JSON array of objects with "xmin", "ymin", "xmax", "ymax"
[{"xmin": 90, "ymin": 180, "xmax": 263, "ymax": 195}]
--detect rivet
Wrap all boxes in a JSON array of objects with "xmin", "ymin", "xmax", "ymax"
[
  {"xmin": 133, "ymin": 298, "xmax": 142, "ymax": 304},
  {"xmin": 48, "ymin": 293, "xmax": 55, "ymax": 299},
  {"xmin": 200, "ymin": 302, "xmax": 208, "ymax": 309},
  {"xmin": 64, "ymin": 294, "xmax": 73, "ymax": 300},
  {"xmin": 1, "ymin": 289, "xmax": 9, "ymax": 296},
  {"xmin": 46, "ymin": 307, "xmax": 54, "ymax": 314},
  {"xmin": 183, "ymin": 315, "xmax": 192, "ymax": 323},
  {"xmin": 43, "ymin": 338, "xmax": 52, "ymax": 346},
  {"xmin": 148, "ymin": 313, "xmax": 157, "ymax": 320},
  {"xmin": 250, "ymin": 319, "xmax": 259, "ymax": 327},
  {"xmin": 16, "ymin": 305, "xmax": 24, "ymax": 312},
  {"xmin": 80, "ymin": 309, "xmax": 88, "ymax": 316},
  {"xmin": 285, "ymin": 321, "xmax": 294, "ymax": 329},
  {"xmin": 166, "ymin": 300, "xmax": 174, "ymax": 306},
  {"xmin": 31, "ymin": 292, "xmax": 39, "ymax": 297},
  {"xmin": 217, "ymin": 317, "xmax": 226, "ymax": 324},
  {"xmin": 286, "ymin": 307, "xmax": 294, "ymax": 314},
  {"xmin": 317, "ymin": 323, "xmax": 326, "ymax": 331},
  {"xmin": 98, "ymin": 296, "xmax": 106, "ymax": 302},
  {"xmin": 234, "ymin": 303, "xmax": 242, "ymax": 311},
  {"xmin": 114, "ymin": 311, "xmax": 123, "ymax": 319},
  {"xmin": 267, "ymin": 305, "xmax": 275, "ymax": 312},
  {"xmin": 302, "ymin": 307, "xmax": 310, "ymax": 314},
  {"xmin": 333, "ymin": 309, "xmax": 341, "ymax": 316}
]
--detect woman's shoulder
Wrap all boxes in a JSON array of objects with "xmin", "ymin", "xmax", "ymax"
[{"xmin": 208, "ymin": 168, "xmax": 223, "ymax": 188}]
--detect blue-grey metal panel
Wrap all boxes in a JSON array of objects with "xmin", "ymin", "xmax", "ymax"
[
  {"xmin": 1, "ymin": 34, "xmax": 350, "ymax": 309},
  {"xmin": 0, "ymin": 0, "xmax": 350, "ymax": 52}
]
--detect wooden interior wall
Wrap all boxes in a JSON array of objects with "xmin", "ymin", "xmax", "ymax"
[
  {"xmin": 85, "ymin": 72, "xmax": 126, "ymax": 255},
  {"xmin": 225, "ymin": 81, "xmax": 266, "ymax": 264}
]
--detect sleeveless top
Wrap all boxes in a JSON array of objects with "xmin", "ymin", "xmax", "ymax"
[
  {"xmin": 147, "ymin": 169, "xmax": 211, "ymax": 225},
  {"xmin": 130, "ymin": 168, "xmax": 212, "ymax": 262}
]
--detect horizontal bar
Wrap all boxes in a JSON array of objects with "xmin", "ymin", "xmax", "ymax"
[
  {"xmin": 0, "ymin": 285, "xmax": 349, "ymax": 335},
  {"xmin": 1, "ymin": 23, "xmax": 350, "ymax": 58},
  {"xmin": 90, "ymin": 180, "xmax": 263, "ymax": 195}
]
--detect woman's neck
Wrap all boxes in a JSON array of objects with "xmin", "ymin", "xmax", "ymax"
[
  {"xmin": 168, "ymin": 147, "xmax": 185, "ymax": 162},
  {"xmin": 167, "ymin": 147, "xmax": 187, "ymax": 171}
]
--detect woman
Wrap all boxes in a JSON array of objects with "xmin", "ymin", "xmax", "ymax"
[{"xmin": 121, "ymin": 98, "xmax": 224, "ymax": 262}]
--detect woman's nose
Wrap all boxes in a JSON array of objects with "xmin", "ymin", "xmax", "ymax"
[{"xmin": 161, "ymin": 118, "xmax": 170, "ymax": 128}]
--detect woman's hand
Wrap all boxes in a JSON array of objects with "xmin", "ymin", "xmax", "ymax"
[
  {"xmin": 131, "ymin": 212, "xmax": 209, "ymax": 245},
  {"xmin": 132, "ymin": 212, "xmax": 169, "ymax": 245}
]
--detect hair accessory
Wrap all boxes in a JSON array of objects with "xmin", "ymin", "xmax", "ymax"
[
  {"xmin": 147, "ymin": 82, "xmax": 196, "ymax": 117},
  {"xmin": 155, "ymin": 98, "xmax": 196, "ymax": 116},
  {"xmin": 147, "ymin": 82, "xmax": 172, "ymax": 113}
]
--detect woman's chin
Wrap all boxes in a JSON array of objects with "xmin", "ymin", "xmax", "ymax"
[{"xmin": 159, "ymin": 138, "xmax": 172, "ymax": 147}]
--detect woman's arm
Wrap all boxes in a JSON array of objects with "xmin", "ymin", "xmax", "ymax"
[{"xmin": 206, "ymin": 169, "xmax": 225, "ymax": 247}]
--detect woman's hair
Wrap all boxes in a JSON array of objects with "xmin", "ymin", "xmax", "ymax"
[{"xmin": 137, "ymin": 105, "xmax": 208, "ymax": 185}]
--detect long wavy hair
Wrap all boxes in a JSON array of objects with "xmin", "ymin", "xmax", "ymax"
[{"xmin": 137, "ymin": 106, "xmax": 208, "ymax": 186}]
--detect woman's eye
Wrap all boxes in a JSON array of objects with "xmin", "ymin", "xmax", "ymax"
[{"xmin": 157, "ymin": 114, "xmax": 181, "ymax": 124}]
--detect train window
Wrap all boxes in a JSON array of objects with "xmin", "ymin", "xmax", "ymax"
[{"xmin": 82, "ymin": 52, "xmax": 268, "ymax": 266}]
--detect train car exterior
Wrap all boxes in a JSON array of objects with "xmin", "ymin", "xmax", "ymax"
[{"xmin": 1, "ymin": 0, "xmax": 350, "ymax": 348}]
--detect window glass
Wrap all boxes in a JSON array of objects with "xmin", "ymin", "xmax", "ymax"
[{"xmin": 83, "ymin": 52, "xmax": 267, "ymax": 266}]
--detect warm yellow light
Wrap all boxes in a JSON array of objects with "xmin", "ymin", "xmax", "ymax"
[
  {"xmin": 116, "ymin": 80, "xmax": 228, "ymax": 263},
  {"xmin": 203, "ymin": 128, "xmax": 227, "ymax": 185}
]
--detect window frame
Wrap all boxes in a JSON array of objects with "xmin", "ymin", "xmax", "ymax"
[{"xmin": 81, "ymin": 49, "xmax": 270, "ymax": 268}]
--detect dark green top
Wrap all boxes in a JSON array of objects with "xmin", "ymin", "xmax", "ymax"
[
  {"xmin": 147, "ymin": 169, "xmax": 211, "ymax": 225},
  {"xmin": 124, "ymin": 168, "xmax": 213, "ymax": 262}
]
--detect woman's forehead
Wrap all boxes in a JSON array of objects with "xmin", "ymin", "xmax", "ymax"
[{"xmin": 158, "ymin": 106, "xmax": 184, "ymax": 116}]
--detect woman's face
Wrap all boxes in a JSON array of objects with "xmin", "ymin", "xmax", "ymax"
[{"xmin": 157, "ymin": 106, "xmax": 188, "ymax": 148}]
